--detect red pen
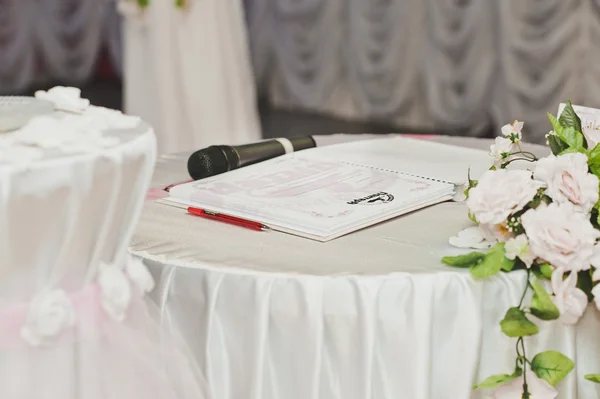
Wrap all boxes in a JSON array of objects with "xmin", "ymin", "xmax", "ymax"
[{"xmin": 187, "ymin": 207, "xmax": 269, "ymax": 232}]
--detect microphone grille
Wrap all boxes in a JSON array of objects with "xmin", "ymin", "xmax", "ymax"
[{"xmin": 187, "ymin": 146, "xmax": 229, "ymax": 180}]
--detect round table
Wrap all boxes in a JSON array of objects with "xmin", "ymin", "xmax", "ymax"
[{"xmin": 130, "ymin": 135, "xmax": 600, "ymax": 399}]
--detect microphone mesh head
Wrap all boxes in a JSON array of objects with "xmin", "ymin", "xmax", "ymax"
[{"xmin": 187, "ymin": 146, "xmax": 229, "ymax": 180}]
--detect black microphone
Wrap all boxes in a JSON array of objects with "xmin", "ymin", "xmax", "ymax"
[{"xmin": 187, "ymin": 136, "xmax": 317, "ymax": 180}]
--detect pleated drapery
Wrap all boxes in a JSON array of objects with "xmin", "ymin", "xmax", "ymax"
[
  {"xmin": 247, "ymin": 0, "xmax": 600, "ymax": 142},
  {"xmin": 0, "ymin": 0, "xmax": 121, "ymax": 93}
]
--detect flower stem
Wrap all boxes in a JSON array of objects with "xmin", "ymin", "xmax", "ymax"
[
  {"xmin": 518, "ymin": 270, "xmax": 531, "ymax": 308},
  {"xmin": 521, "ymin": 338, "xmax": 530, "ymax": 398}
]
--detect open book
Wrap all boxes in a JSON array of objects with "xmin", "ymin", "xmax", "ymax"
[{"xmin": 162, "ymin": 137, "xmax": 491, "ymax": 241}]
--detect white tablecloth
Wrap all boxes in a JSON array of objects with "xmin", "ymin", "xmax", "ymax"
[
  {"xmin": 121, "ymin": 1, "xmax": 261, "ymax": 155},
  {"xmin": 131, "ymin": 135, "xmax": 600, "ymax": 399}
]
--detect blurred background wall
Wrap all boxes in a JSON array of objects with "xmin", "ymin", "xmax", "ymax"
[{"xmin": 1, "ymin": 0, "xmax": 598, "ymax": 151}]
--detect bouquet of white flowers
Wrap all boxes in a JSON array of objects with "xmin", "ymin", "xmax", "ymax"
[{"xmin": 444, "ymin": 102, "xmax": 600, "ymax": 398}]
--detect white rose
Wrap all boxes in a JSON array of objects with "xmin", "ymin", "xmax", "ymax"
[
  {"xmin": 467, "ymin": 169, "xmax": 544, "ymax": 225},
  {"xmin": 501, "ymin": 120, "xmax": 524, "ymax": 143},
  {"xmin": 126, "ymin": 255, "xmax": 155, "ymax": 294},
  {"xmin": 490, "ymin": 137, "xmax": 518, "ymax": 168},
  {"xmin": 98, "ymin": 263, "xmax": 132, "ymax": 321},
  {"xmin": 21, "ymin": 290, "xmax": 76, "ymax": 346},
  {"xmin": 551, "ymin": 269, "xmax": 588, "ymax": 325},
  {"xmin": 494, "ymin": 372, "xmax": 557, "ymax": 399},
  {"xmin": 534, "ymin": 153, "xmax": 599, "ymax": 213},
  {"xmin": 521, "ymin": 202, "xmax": 600, "ymax": 271},
  {"xmin": 504, "ymin": 235, "xmax": 536, "ymax": 267}
]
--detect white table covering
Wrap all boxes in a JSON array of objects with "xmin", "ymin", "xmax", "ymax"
[
  {"xmin": 131, "ymin": 135, "xmax": 600, "ymax": 399},
  {"xmin": 121, "ymin": 1, "xmax": 261, "ymax": 155}
]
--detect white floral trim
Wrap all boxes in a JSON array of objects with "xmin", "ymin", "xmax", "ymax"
[
  {"xmin": 35, "ymin": 87, "xmax": 90, "ymax": 114},
  {"xmin": 98, "ymin": 262, "xmax": 132, "ymax": 322},
  {"xmin": 20, "ymin": 290, "xmax": 76, "ymax": 346},
  {"xmin": 126, "ymin": 255, "xmax": 155, "ymax": 294}
]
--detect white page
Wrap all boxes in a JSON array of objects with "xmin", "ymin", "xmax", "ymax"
[
  {"xmin": 301, "ymin": 136, "xmax": 492, "ymax": 185},
  {"xmin": 169, "ymin": 153, "xmax": 454, "ymax": 239}
]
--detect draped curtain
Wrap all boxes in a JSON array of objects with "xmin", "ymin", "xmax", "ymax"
[
  {"xmin": 4, "ymin": 0, "xmax": 600, "ymax": 144},
  {"xmin": 246, "ymin": 0, "xmax": 600, "ymax": 143},
  {"xmin": 0, "ymin": 0, "xmax": 121, "ymax": 94}
]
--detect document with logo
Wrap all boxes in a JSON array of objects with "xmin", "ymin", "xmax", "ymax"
[{"xmin": 163, "ymin": 136, "xmax": 491, "ymax": 241}]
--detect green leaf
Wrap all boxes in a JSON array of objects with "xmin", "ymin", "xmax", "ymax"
[
  {"xmin": 531, "ymin": 351, "xmax": 575, "ymax": 387},
  {"xmin": 534, "ymin": 263, "xmax": 554, "ymax": 280},
  {"xmin": 468, "ymin": 211, "xmax": 478, "ymax": 224},
  {"xmin": 138, "ymin": 0, "xmax": 150, "ymax": 7},
  {"xmin": 585, "ymin": 374, "xmax": 600, "ymax": 383},
  {"xmin": 548, "ymin": 113, "xmax": 563, "ymax": 133},
  {"xmin": 442, "ymin": 252, "xmax": 485, "ymax": 268},
  {"xmin": 548, "ymin": 112, "xmax": 585, "ymax": 152},
  {"xmin": 559, "ymin": 101, "xmax": 583, "ymax": 139},
  {"xmin": 547, "ymin": 134, "xmax": 568, "ymax": 156},
  {"xmin": 558, "ymin": 126, "xmax": 585, "ymax": 151},
  {"xmin": 530, "ymin": 279, "xmax": 560, "ymax": 321},
  {"xmin": 560, "ymin": 146, "xmax": 586, "ymax": 155},
  {"xmin": 470, "ymin": 243, "xmax": 515, "ymax": 279},
  {"xmin": 589, "ymin": 144, "xmax": 600, "ymax": 176},
  {"xmin": 500, "ymin": 307, "xmax": 539, "ymax": 337},
  {"xmin": 474, "ymin": 368, "xmax": 522, "ymax": 389}
]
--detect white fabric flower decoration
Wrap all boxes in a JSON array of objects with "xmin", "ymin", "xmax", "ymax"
[
  {"xmin": 521, "ymin": 202, "xmax": 600, "ymax": 271},
  {"xmin": 16, "ymin": 115, "xmax": 80, "ymax": 149},
  {"xmin": 98, "ymin": 263, "xmax": 132, "ymax": 322},
  {"xmin": 551, "ymin": 269, "xmax": 588, "ymax": 325},
  {"xmin": 490, "ymin": 137, "xmax": 518, "ymax": 168},
  {"xmin": 504, "ymin": 235, "xmax": 536, "ymax": 267},
  {"xmin": 21, "ymin": 290, "xmax": 76, "ymax": 346},
  {"xmin": 534, "ymin": 153, "xmax": 599, "ymax": 213},
  {"xmin": 448, "ymin": 226, "xmax": 495, "ymax": 249},
  {"xmin": 84, "ymin": 106, "xmax": 141, "ymax": 130},
  {"xmin": 35, "ymin": 86, "xmax": 90, "ymax": 114},
  {"xmin": 494, "ymin": 371, "xmax": 557, "ymax": 399},
  {"xmin": 501, "ymin": 120, "xmax": 524, "ymax": 143},
  {"xmin": 467, "ymin": 169, "xmax": 544, "ymax": 225},
  {"xmin": 126, "ymin": 256, "xmax": 155, "ymax": 294}
]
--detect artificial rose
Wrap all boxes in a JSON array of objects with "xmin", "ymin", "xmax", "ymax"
[
  {"xmin": 490, "ymin": 137, "xmax": 518, "ymax": 168},
  {"xmin": 467, "ymin": 169, "xmax": 544, "ymax": 225},
  {"xmin": 449, "ymin": 226, "xmax": 495, "ymax": 249},
  {"xmin": 504, "ymin": 235, "xmax": 536, "ymax": 267},
  {"xmin": 494, "ymin": 372, "xmax": 557, "ymax": 399},
  {"xmin": 534, "ymin": 153, "xmax": 599, "ymax": 213},
  {"xmin": 98, "ymin": 263, "xmax": 132, "ymax": 321},
  {"xmin": 551, "ymin": 269, "xmax": 588, "ymax": 325},
  {"xmin": 21, "ymin": 290, "xmax": 76, "ymax": 346},
  {"xmin": 501, "ymin": 120, "xmax": 524, "ymax": 143},
  {"xmin": 521, "ymin": 203, "xmax": 600, "ymax": 271}
]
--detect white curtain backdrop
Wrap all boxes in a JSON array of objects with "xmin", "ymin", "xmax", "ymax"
[
  {"xmin": 3, "ymin": 0, "xmax": 600, "ymax": 145},
  {"xmin": 248, "ymin": 0, "xmax": 600, "ymax": 143},
  {"xmin": 0, "ymin": 0, "xmax": 120, "ymax": 94}
]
